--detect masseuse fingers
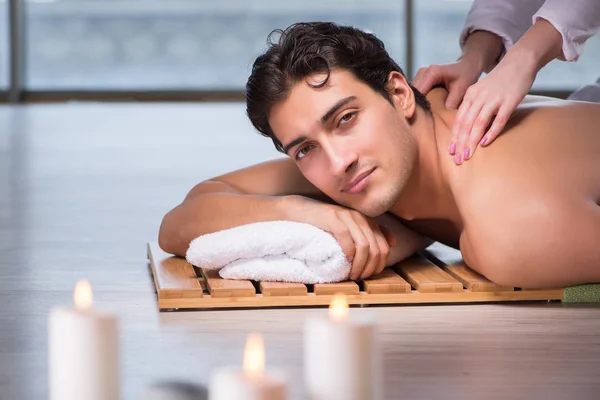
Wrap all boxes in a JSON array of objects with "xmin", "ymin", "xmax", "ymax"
[
  {"xmin": 445, "ymin": 80, "xmax": 469, "ymax": 111},
  {"xmin": 336, "ymin": 210, "xmax": 369, "ymax": 281},
  {"xmin": 480, "ymin": 101, "xmax": 516, "ymax": 147},
  {"xmin": 412, "ymin": 65, "xmax": 443, "ymax": 95},
  {"xmin": 464, "ymin": 100, "xmax": 500, "ymax": 160},
  {"xmin": 449, "ymin": 97, "xmax": 472, "ymax": 156},
  {"xmin": 455, "ymin": 97, "xmax": 485, "ymax": 165}
]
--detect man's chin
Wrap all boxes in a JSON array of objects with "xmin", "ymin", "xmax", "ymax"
[{"xmin": 351, "ymin": 196, "xmax": 393, "ymax": 218}]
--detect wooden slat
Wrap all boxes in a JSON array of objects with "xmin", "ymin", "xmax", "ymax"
[
  {"xmin": 362, "ymin": 269, "xmax": 411, "ymax": 294},
  {"xmin": 147, "ymin": 243, "xmax": 204, "ymax": 299},
  {"xmin": 445, "ymin": 263, "xmax": 513, "ymax": 292},
  {"xmin": 394, "ymin": 254, "xmax": 463, "ymax": 293},
  {"xmin": 423, "ymin": 244, "xmax": 514, "ymax": 292},
  {"xmin": 157, "ymin": 289, "xmax": 565, "ymax": 310},
  {"xmin": 260, "ymin": 282, "xmax": 308, "ymax": 296},
  {"xmin": 200, "ymin": 268, "xmax": 256, "ymax": 298},
  {"xmin": 313, "ymin": 281, "xmax": 360, "ymax": 295}
]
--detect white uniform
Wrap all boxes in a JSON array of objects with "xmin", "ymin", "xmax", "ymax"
[{"xmin": 458, "ymin": 0, "xmax": 600, "ymax": 101}]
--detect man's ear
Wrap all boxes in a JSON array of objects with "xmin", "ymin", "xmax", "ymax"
[{"xmin": 386, "ymin": 71, "xmax": 416, "ymax": 119}]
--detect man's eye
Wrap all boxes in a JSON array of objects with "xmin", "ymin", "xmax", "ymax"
[
  {"xmin": 295, "ymin": 144, "xmax": 314, "ymax": 160},
  {"xmin": 338, "ymin": 112, "xmax": 356, "ymax": 126}
]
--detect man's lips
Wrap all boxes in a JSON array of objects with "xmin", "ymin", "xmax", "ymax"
[{"xmin": 342, "ymin": 168, "xmax": 375, "ymax": 193}]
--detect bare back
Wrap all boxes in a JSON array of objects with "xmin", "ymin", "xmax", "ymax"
[
  {"xmin": 432, "ymin": 94, "xmax": 600, "ymax": 287},
  {"xmin": 455, "ymin": 96, "xmax": 600, "ymax": 204}
]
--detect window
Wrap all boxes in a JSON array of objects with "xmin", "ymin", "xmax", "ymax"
[
  {"xmin": 25, "ymin": 0, "xmax": 405, "ymax": 90},
  {"xmin": 533, "ymin": 33, "xmax": 600, "ymax": 90},
  {"xmin": 414, "ymin": 0, "xmax": 473, "ymax": 74},
  {"xmin": 0, "ymin": 0, "xmax": 8, "ymax": 89}
]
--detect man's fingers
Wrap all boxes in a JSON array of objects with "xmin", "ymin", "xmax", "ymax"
[
  {"xmin": 370, "ymin": 223, "xmax": 390, "ymax": 277},
  {"xmin": 480, "ymin": 102, "xmax": 514, "ymax": 146},
  {"xmin": 352, "ymin": 215, "xmax": 381, "ymax": 281},
  {"xmin": 336, "ymin": 212, "xmax": 368, "ymax": 280},
  {"xmin": 332, "ymin": 225, "xmax": 355, "ymax": 265},
  {"xmin": 379, "ymin": 225, "xmax": 397, "ymax": 247}
]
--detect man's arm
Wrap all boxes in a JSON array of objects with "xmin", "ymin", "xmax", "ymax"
[
  {"xmin": 158, "ymin": 157, "xmax": 326, "ymax": 256},
  {"xmin": 159, "ymin": 156, "xmax": 430, "ymax": 278}
]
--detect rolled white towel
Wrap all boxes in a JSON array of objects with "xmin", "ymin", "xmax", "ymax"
[{"xmin": 185, "ymin": 221, "xmax": 350, "ymax": 284}]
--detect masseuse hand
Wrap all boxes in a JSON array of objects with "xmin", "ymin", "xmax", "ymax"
[
  {"xmin": 412, "ymin": 57, "xmax": 483, "ymax": 112},
  {"xmin": 414, "ymin": 56, "xmax": 534, "ymax": 164},
  {"xmin": 285, "ymin": 195, "xmax": 396, "ymax": 281},
  {"xmin": 448, "ymin": 57, "xmax": 535, "ymax": 164}
]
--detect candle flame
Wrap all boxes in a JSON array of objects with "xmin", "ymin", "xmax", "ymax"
[
  {"xmin": 329, "ymin": 293, "xmax": 349, "ymax": 322},
  {"xmin": 243, "ymin": 332, "xmax": 264, "ymax": 378},
  {"xmin": 74, "ymin": 279, "xmax": 93, "ymax": 310}
]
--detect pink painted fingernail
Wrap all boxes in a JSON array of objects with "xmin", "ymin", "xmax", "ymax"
[
  {"xmin": 455, "ymin": 153, "xmax": 462, "ymax": 164},
  {"xmin": 480, "ymin": 137, "xmax": 487, "ymax": 146},
  {"xmin": 449, "ymin": 142, "xmax": 456, "ymax": 155},
  {"xmin": 463, "ymin": 148, "xmax": 470, "ymax": 160}
]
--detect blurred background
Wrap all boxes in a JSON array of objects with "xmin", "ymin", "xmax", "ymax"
[{"xmin": 1, "ymin": 0, "xmax": 599, "ymax": 102}]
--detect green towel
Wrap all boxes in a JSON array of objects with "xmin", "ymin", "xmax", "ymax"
[{"xmin": 562, "ymin": 284, "xmax": 600, "ymax": 303}]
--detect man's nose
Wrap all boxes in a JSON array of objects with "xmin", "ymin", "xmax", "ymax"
[{"xmin": 326, "ymin": 140, "xmax": 358, "ymax": 177}]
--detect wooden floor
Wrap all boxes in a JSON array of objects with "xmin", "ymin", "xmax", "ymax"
[{"xmin": 0, "ymin": 103, "xmax": 598, "ymax": 400}]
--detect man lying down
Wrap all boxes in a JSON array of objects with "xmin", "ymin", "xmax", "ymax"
[{"xmin": 159, "ymin": 22, "xmax": 600, "ymax": 289}]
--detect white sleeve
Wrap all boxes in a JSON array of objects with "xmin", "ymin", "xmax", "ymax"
[
  {"xmin": 533, "ymin": 0, "xmax": 600, "ymax": 61},
  {"xmin": 459, "ymin": 0, "xmax": 545, "ymax": 58}
]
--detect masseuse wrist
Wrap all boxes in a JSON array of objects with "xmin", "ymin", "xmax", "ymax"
[
  {"xmin": 460, "ymin": 30, "xmax": 503, "ymax": 74},
  {"xmin": 506, "ymin": 18, "xmax": 563, "ymax": 77}
]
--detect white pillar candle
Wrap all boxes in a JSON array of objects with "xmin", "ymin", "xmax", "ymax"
[
  {"xmin": 209, "ymin": 332, "xmax": 288, "ymax": 400},
  {"xmin": 304, "ymin": 294, "xmax": 382, "ymax": 400},
  {"xmin": 48, "ymin": 279, "xmax": 119, "ymax": 400}
]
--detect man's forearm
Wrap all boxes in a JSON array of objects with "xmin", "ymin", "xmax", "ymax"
[
  {"xmin": 159, "ymin": 187, "xmax": 291, "ymax": 257},
  {"xmin": 460, "ymin": 30, "xmax": 504, "ymax": 74}
]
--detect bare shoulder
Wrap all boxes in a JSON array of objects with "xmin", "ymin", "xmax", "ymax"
[{"xmin": 186, "ymin": 157, "xmax": 326, "ymax": 200}]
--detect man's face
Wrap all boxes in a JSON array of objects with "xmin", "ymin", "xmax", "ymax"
[{"xmin": 269, "ymin": 69, "xmax": 417, "ymax": 217}]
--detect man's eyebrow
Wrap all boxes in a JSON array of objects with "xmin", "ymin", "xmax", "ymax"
[
  {"xmin": 283, "ymin": 135, "xmax": 308, "ymax": 155},
  {"xmin": 282, "ymin": 95, "xmax": 357, "ymax": 155},
  {"xmin": 320, "ymin": 95, "xmax": 357, "ymax": 125}
]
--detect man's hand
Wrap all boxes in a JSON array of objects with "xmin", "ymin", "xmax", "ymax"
[
  {"xmin": 283, "ymin": 195, "xmax": 397, "ymax": 281},
  {"xmin": 451, "ymin": 57, "xmax": 535, "ymax": 165},
  {"xmin": 412, "ymin": 57, "xmax": 483, "ymax": 111}
]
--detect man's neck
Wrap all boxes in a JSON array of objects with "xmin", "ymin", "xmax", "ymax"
[{"xmin": 389, "ymin": 89, "xmax": 460, "ymax": 222}]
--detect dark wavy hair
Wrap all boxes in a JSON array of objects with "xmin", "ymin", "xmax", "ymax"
[{"xmin": 245, "ymin": 22, "xmax": 430, "ymax": 153}]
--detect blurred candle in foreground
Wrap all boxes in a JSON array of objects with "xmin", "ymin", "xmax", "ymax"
[
  {"xmin": 49, "ymin": 279, "xmax": 119, "ymax": 400},
  {"xmin": 209, "ymin": 332, "xmax": 287, "ymax": 400},
  {"xmin": 304, "ymin": 293, "xmax": 381, "ymax": 400}
]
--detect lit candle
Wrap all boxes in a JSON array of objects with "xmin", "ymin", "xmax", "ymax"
[
  {"xmin": 48, "ymin": 279, "xmax": 119, "ymax": 400},
  {"xmin": 304, "ymin": 293, "xmax": 382, "ymax": 400},
  {"xmin": 209, "ymin": 332, "xmax": 288, "ymax": 400}
]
